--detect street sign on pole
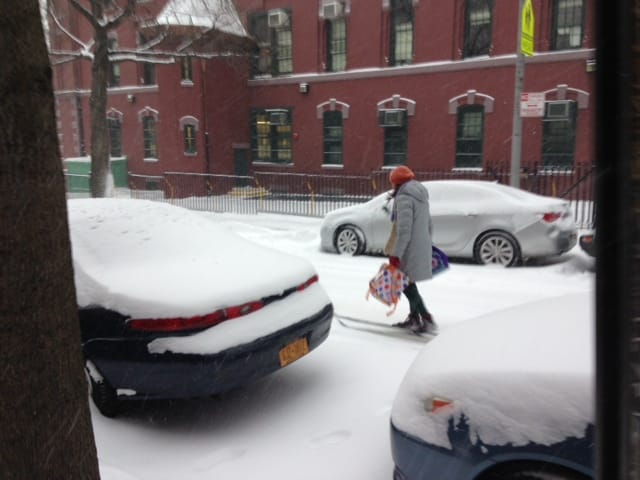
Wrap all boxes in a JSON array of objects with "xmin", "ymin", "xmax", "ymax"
[{"xmin": 521, "ymin": 0, "xmax": 535, "ymax": 56}]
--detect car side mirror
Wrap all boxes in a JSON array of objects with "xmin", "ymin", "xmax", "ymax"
[{"xmin": 382, "ymin": 197, "xmax": 392, "ymax": 213}]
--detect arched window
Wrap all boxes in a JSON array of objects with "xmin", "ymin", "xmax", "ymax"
[
  {"xmin": 323, "ymin": 110, "xmax": 343, "ymax": 165},
  {"xmin": 179, "ymin": 116, "xmax": 199, "ymax": 155},
  {"xmin": 455, "ymin": 104, "xmax": 485, "ymax": 168},
  {"xmin": 107, "ymin": 109, "xmax": 123, "ymax": 157}
]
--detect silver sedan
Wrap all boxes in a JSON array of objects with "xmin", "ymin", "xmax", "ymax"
[{"xmin": 319, "ymin": 180, "xmax": 577, "ymax": 266}]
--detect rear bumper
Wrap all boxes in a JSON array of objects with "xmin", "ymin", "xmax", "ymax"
[
  {"xmin": 84, "ymin": 303, "xmax": 333, "ymax": 399},
  {"xmin": 518, "ymin": 225, "xmax": 577, "ymax": 258}
]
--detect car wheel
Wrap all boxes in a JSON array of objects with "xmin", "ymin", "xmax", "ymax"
[
  {"xmin": 89, "ymin": 375, "xmax": 119, "ymax": 418},
  {"xmin": 474, "ymin": 231, "xmax": 520, "ymax": 267},
  {"xmin": 483, "ymin": 467, "xmax": 588, "ymax": 480},
  {"xmin": 335, "ymin": 226, "xmax": 364, "ymax": 255}
]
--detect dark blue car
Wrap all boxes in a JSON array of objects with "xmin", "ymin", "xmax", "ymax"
[
  {"xmin": 69, "ymin": 199, "xmax": 333, "ymax": 417},
  {"xmin": 390, "ymin": 293, "xmax": 594, "ymax": 480}
]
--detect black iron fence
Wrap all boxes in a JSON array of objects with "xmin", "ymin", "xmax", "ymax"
[{"xmin": 66, "ymin": 163, "xmax": 596, "ymax": 229}]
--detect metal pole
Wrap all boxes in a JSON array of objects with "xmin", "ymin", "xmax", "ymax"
[{"xmin": 510, "ymin": 0, "xmax": 525, "ymax": 188}]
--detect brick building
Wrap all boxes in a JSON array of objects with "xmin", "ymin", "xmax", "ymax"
[{"xmin": 51, "ymin": 0, "xmax": 595, "ymax": 188}]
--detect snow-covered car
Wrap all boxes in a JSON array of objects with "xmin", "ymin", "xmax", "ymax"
[
  {"xmin": 320, "ymin": 180, "xmax": 578, "ymax": 266},
  {"xmin": 390, "ymin": 292, "xmax": 594, "ymax": 480},
  {"xmin": 68, "ymin": 198, "xmax": 333, "ymax": 417}
]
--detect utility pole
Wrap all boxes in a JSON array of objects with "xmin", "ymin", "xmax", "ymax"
[{"xmin": 510, "ymin": 0, "xmax": 526, "ymax": 188}]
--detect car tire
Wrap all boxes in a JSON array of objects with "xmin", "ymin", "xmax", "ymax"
[
  {"xmin": 483, "ymin": 467, "xmax": 588, "ymax": 480},
  {"xmin": 474, "ymin": 231, "xmax": 520, "ymax": 267},
  {"xmin": 335, "ymin": 226, "xmax": 365, "ymax": 255},
  {"xmin": 89, "ymin": 375, "xmax": 119, "ymax": 418}
]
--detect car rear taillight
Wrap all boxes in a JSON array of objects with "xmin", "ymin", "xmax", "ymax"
[
  {"xmin": 542, "ymin": 212, "xmax": 562, "ymax": 223},
  {"xmin": 425, "ymin": 396, "xmax": 453, "ymax": 413},
  {"xmin": 297, "ymin": 274, "xmax": 318, "ymax": 291},
  {"xmin": 127, "ymin": 275, "xmax": 319, "ymax": 332}
]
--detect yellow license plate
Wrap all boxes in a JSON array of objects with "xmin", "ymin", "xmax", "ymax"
[{"xmin": 279, "ymin": 337, "xmax": 309, "ymax": 367}]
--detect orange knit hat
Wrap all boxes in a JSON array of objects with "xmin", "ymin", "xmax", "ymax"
[{"xmin": 389, "ymin": 165, "xmax": 415, "ymax": 186}]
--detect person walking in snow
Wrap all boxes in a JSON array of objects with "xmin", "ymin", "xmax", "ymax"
[{"xmin": 384, "ymin": 165, "xmax": 438, "ymax": 334}]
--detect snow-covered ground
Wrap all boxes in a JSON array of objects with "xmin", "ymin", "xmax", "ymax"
[{"xmin": 93, "ymin": 211, "xmax": 595, "ymax": 480}]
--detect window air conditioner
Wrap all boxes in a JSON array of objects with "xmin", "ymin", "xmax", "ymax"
[
  {"xmin": 268, "ymin": 110, "xmax": 288, "ymax": 125},
  {"xmin": 379, "ymin": 109, "xmax": 406, "ymax": 127},
  {"xmin": 546, "ymin": 101, "xmax": 571, "ymax": 119},
  {"xmin": 268, "ymin": 9, "xmax": 289, "ymax": 28},
  {"xmin": 322, "ymin": 1, "xmax": 344, "ymax": 19}
]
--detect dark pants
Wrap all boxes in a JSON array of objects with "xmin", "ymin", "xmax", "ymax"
[{"xmin": 403, "ymin": 282, "xmax": 428, "ymax": 317}]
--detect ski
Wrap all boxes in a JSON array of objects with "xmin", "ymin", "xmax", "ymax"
[{"xmin": 334, "ymin": 314, "xmax": 436, "ymax": 340}]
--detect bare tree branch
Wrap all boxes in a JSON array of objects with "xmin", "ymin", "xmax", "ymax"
[
  {"xmin": 49, "ymin": 49, "xmax": 94, "ymax": 61},
  {"xmin": 103, "ymin": 0, "xmax": 135, "ymax": 30},
  {"xmin": 68, "ymin": 0, "xmax": 96, "ymax": 27}
]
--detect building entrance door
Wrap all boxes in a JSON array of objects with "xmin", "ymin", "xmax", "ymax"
[{"xmin": 234, "ymin": 148, "xmax": 249, "ymax": 187}]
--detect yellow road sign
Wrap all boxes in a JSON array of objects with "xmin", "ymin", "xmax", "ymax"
[{"xmin": 521, "ymin": 0, "xmax": 535, "ymax": 56}]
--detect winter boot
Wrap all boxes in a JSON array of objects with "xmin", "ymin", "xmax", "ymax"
[
  {"xmin": 393, "ymin": 313, "xmax": 420, "ymax": 330},
  {"xmin": 418, "ymin": 313, "xmax": 438, "ymax": 334}
]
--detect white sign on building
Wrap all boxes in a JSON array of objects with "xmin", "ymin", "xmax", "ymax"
[{"xmin": 520, "ymin": 92, "xmax": 545, "ymax": 117}]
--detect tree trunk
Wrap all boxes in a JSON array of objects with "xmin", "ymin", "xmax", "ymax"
[
  {"xmin": 0, "ymin": 1, "xmax": 101, "ymax": 478},
  {"xmin": 90, "ymin": 23, "xmax": 111, "ymax": 198}
]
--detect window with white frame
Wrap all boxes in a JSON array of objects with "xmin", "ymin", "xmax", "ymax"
[
  {"xmin": 249, "ymin": 10, "xmax": 293, "ymax": 77},
  {"xmin": 464, "ymin": 0, "xmax": 493, "ymax": 58},
  {"xmin": 107, "ymin": 37, "xmax": 120, "ymax": 87},
  {"xmin": 551, "ymin": 0, "xmax": 584, "ymax": 50},
  {"xmin": 180, "ymin": 116, "xmax": 199, "ymax": 155},
  {"xmin": 326, "ymin": 18, "xmax": 347, "ymax": 72},
  {"xmin": 389, "ymin": 0, "xmax": 413, "ymax": 66},
  {"xmin": 250, "ymin": 108, "xmax": 293, "ymax": 163},
  {"xmin": 323, "ymin": 110, "xmax": 343, "ymax": 165},
  {"xmin": 541, "ymin": 100, "xmax": 577, "ymax": 167},
  {"xmin": 142, "ymin": 115, "xmax": 158, "ymax": 159},
  {"xmin": 107, "ymin": 115, "xmax": 122, "ymax": 157},
  {"xmin": 181, "ymin": 57, "xmax": 193, "ymax": 82},
  {"xmin": 455, "ymin": 104, "xmax": 485, "ymax": 168}
]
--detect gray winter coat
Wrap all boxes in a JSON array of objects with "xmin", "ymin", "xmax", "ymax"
[{"xmin": 390, "ymin": 180, "xmax": 433, "ymax": 282}]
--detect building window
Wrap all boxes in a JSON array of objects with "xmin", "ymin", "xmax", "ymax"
[
  {"xmin": 181, "ymin": 57, "xmax": 193, "ymax": 82},
  {"xmin": 551, "ymin": 0, "xmax": 584, "ymax": 50},
  {"xmin": 455, "ymin": 105, "xmax": 485, "ymax": 168},
  {"xmin": 249, "ymin": 10, "xmax": 293, "ymax": 77},
  {"xmin": 142, "ymin": 63, "xmax": 156, "ymax": 85},
  {"xmin": 389, "ymin": 0, "xmax": 413, "ymax": 66},
  {"xmin": 107, "ymin": 37, "xmax": 120, "ymax": 87},
  {"xmin": 326, "ymin": 18, "xmax": 347, "ymax": 72},
  {"xmin": 108, "ymin": 117, "xmax": 122, "ymax": 157},
  {"xmin": 183, "ymin": 124, "xmax": 197, "ymax": 154},
  {"xmin": 464, "ymin": 0, "xmax": 493, "ymax": 57},
  {"xmin": 143, "ymin": 116, "xmax": 158, "ymax": 159},
  {"xmin": 323, "ymin": 110, "xmax": 343, "ymax": 165},
  {"xmin": 541, "ymin": 101, "xmax": 577, "ymax": 167},
  {"xmin": 250, "ymin": 109, "xmax": 293, "ymax": 163},
  {"xmin": 380, "ymin": 108, "xmax": 408, "ymax": 166}
]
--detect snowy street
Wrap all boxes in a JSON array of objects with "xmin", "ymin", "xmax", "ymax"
[{"xmin": 93, "ymin": 212, "xmax": 595, "ymax": 480}]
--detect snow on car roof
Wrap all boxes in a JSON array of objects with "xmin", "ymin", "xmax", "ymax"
[
  {"xmin": 68, "ymin": 198, "xmax": 317, "ymax": 319},
  {"xmin": 391, "ymin": 291, "xmax": 594, "ymax": 450}
]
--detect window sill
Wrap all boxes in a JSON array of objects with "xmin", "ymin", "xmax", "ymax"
[
  {"xmin": 322, "ymin": 164, "xmax": 344, "ymax": 169},
  {"xmin": 181, "ymin": 80, "xmax": 194, "ymax": 87},
  {"xmin": 143, "ymin": 157, "xmax": 159, "ymax": 163},
  {"xmin": 451, "ymin": 167, "xmax": 483, "ymax": 172},
  {"xmin": 252, "ymin": 161, "xmax": 294, "ymax": 167},
  {"xmin": 183, "ymin": 152, "xmax": 197, "ymax": 157}
]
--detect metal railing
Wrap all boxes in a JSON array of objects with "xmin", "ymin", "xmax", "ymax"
[{"xmin": 66, "ymin": 163, "xmax": 596, "ymax": 229}]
